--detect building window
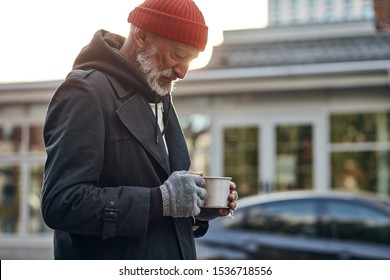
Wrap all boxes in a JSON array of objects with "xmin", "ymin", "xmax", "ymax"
[
  {"xmin": 325, "ymin": 0, "xmax": 336, "ymax": 22},
  {"xmin": 308, "ymin": 0, "xmax": 318, "ymax": 23},
  {"xmin": 325, "ymin": 10, "xmax": 336, "ymax": 22},
  {"xmin": 343, "ymin": 8, "xmax": 354, "ymax": 21},
  {"xmin": 0, "ymin": 123, "xmax": 22, "ymax": 154},
  {"xmin": 223, "ymin": 127, "xmax": 259, "ymax": 197},
  {"xmin": 276, "ymin": 124, "xmax": 313, "ymax": 191},
  {"xmin": 0, "ymin": 121, "xmax": 48, "ymax": 236},
  {"xmin": 291, "ymin": 0, "xmax": 299, "ymax": 24},
  {"xmin": 343, "ymin": 0, "xmax": 354, "ymax": 21},
  {"xmin": 330, "ymin": 112, "xmax": 390, "ymax": 195},
  {"xmin": 181, "ymin": 114, "xmax": 212, "ymax": 174},
  {"xmin": 29, "ymin": 125, "xmax": 45, "ymax": 154},
  {"xmin": 362, "ymin": 4, "xmax": 374, "ymax": 20},
  {"xmin": 29, "ymin": 162, "xmax": 49, "ymax": 234},
  {"xmin": 0, "ymin": 164, "xmax": 20, "ymax": 233}
]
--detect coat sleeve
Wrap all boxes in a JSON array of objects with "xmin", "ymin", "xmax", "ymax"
[
  {"xmin": 193, "ymin": 220, "xmax": 209, "ymax": 238},
  {"xmin": 41, "ymin": 71, "xmax": 150, "ymax": 239}
]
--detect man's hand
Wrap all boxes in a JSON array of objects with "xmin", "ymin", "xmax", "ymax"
[{"xmin": 160, "ymin": 170, "xmax": 207, "ymax": 217}]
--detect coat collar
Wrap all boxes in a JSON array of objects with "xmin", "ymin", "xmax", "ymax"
[
  {"xmin": 164, "ymin": 102, "xmax": 191, "ymax": 172},
  {"xmin": 116, "ymin": 92, "xmax": 190, "ymax": 177}
]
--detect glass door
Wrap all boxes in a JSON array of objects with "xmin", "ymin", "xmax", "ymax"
[
  {"xmin": 223, "ymin": 126, "xmax": 259, "ymax": 197},
  {"xmin": 219, "ymin": 114, "xmax": 327, "ymax": 197},
  {"xmin": 274, "ymin": 123, "xmax": 313, "ymax": 191},
  {"xmin": 262, "ymin": 114, "xmax": 327, "ymax": 193}
]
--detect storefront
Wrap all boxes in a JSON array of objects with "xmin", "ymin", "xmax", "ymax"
[
  {"xmin": 175, "ymin": 21, "xmax": 390, "ymax": 198},
  {"xmin": 176, "ymin": 85, "xmax": 390, "ymax": 197}
]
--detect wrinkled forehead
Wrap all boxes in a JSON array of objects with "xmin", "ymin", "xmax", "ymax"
[{"xmin": 151, "ymin": 32, "xmax": 200, "ymax": 59}]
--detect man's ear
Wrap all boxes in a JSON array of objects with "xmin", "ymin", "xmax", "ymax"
[{"xmin": 133, "ymin": 27, "xmax": 149, "ymax": 49}]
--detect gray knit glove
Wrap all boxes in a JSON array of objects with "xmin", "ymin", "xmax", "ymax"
[{"xmin": 160, "ymin": 171, "xmax": 208, "ymax": 217}]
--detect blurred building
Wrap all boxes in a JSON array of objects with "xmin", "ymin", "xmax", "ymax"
[
  {"xmin": 0, "ymin": 0, "xmax": 389, "ymax": 259},
  {"xmin": 177, "ymin": 0, "xmax": 390, "ymax": 197},
  {"xmin": 0, "ymin": 82, "xmax": 57, "ymax": 258}
]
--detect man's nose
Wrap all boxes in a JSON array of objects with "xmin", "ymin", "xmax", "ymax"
[{"xmin": 173, "ymin": 62, "xmax": 190, "ymax": 80}]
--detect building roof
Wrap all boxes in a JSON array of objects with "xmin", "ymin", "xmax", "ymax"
[
  {"xmin": 207, "ymin": 33, "xmax": 390, "ymax": 69},
  {"xmin": 177, "ymin": 21, "xmax": 390, "ymax": 96},
  {"xmin": 204, "ymin": 21, "xmax": 390, "ymax": 70}
]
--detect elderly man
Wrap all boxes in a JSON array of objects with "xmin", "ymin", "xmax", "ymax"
[{"xmin": 41, "ymin": 0, "xmax": 237, "ymax": 260}]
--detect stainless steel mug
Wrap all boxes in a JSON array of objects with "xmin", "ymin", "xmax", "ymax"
[{"xmin": 202, "ymin": 176, "xmax": 232, "ymax": 208}]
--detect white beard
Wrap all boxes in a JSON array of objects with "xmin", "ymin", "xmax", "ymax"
[{"xmin": 136, "ymin": 46, "xmax": 176, "ymax": 96}]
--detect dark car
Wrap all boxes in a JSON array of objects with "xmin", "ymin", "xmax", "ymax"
[{"xmin": 196, "ymin": 190, "xmax": 390, "ymax": 259}]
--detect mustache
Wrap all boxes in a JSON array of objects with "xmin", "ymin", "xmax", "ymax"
[{"xmin": 160, "ymin": 68, "xmax": 177, "ymax": 81}]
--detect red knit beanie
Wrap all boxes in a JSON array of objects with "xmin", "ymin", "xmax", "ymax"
[{"xmin": 128, "ymin": 0, "xmax": 208, "ymax": 51}]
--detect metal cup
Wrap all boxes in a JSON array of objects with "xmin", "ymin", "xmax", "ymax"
[{"xmin": 202, "ymin": 176, "xmax": 232, "ymax": 208}]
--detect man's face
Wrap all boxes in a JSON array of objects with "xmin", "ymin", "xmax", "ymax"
[
  {"xmin": 137, "ymin": 46, "xmax": 174, "ymax": 96},
  {"xmin": 136, "ymin": 34, "xmax": 200, "ymax": 96}
]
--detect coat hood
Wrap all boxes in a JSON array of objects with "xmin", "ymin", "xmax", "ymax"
[
  {"xmin": 73, "ymin": 29, "xmax": 171, "ymax": 143},
  {"xmin": 73, "ymin": 29, "xmax": 155, "ymax": 101}
]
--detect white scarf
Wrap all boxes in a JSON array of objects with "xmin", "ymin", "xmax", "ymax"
[{"xmin": 149, "ymin": 102, "xmax": 168, "ymax": 154}]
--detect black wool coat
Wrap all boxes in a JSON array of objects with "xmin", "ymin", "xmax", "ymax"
[{"xmin": 41, "ymin": 69, "xmax": 208, "ymax": 259}]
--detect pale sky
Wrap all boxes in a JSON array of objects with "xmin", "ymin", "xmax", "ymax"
[{"xmin": 0, "ymin": 0, "xmax": 268, "ymax": 83}]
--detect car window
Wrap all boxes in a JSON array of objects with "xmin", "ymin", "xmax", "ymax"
[
  {"xmin": 242, "ymin": 199, "xmax": 318, "ymax": 237},
  {"xmin": 325, "ymin": 200, "xmax": 390, "ymax": 244},
  {"xmin": 220, "ymin": 208, "xmax": 246, "ymax": 228}
]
